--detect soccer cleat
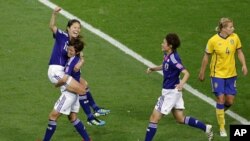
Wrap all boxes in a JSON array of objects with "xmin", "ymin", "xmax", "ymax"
[
  {"xmin": 205, "ymin": 124, "xmax": 214, "ymax": 141},
  {"xmin": 87, "ymin": 118, "xmax": 105, "ymax": 126},
  {"xmin": 93, "ymin": 108, "xmax": 110, "ymax": 117},
  {"xmin": 220, "ymin": 129, "xmax": 227, "ymax": 137}
]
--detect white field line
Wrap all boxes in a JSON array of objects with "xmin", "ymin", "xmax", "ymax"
[{"xmin": 38, "ymin": 0, "xmax": 249, "ymax": 125}]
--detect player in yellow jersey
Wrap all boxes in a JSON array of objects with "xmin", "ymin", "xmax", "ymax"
[{"xmin": 199, "ymin": 17, "xmax": 248, "ymax": 137}]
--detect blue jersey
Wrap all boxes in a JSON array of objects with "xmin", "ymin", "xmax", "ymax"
[
  {"xmin": 49, "ymin": 29, "xmax": 69, "ymax": 66},
  {"xmin": 65, "ymin": 56, "xmax": 81, "ymax": 82},
  {"xmin": 162, "ymin": 52, "xmax": 185, "ymax": 89}
]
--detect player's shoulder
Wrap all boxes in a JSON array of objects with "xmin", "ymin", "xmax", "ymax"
[
  {"xmin": 57, "ymin": 29, "xmax": 69, "ymax": 37},
  {"xmin": 209, "ymin": 33, "xmax": 220, "ymax": 40},
  {"xmin": 170, "ymin": 52, "xmax": 181, "ymax": 62},
  {"xmin": 230, "ymin": 33, "xmax": 239, "ymax": 38}
]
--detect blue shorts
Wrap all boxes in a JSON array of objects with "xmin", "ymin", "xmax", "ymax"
[{"xmin": 210, "ymin": 77, "xmax": 237, "ymax": 96}]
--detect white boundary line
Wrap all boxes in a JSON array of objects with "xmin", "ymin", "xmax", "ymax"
[{"xmin": 38, "ymin": 0, "xmax": 249, "ymax": 125}]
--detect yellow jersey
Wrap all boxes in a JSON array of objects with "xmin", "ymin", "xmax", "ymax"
[{"xmin": 205, "ymin": 33, "xmax": 241, "ymax": 78}]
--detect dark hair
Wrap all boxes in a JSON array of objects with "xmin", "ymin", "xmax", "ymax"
[
  {"xmin": 165, "ymin": 33, "xmax": 180, "ymax": 52},
  {"xmin": 68, "ymin": 38, "xmax": 84, "ymax": 56},
  {"xmin": 67, "ymin": 19, "xmax": 81, "ymax": 28},
  {"xmin": 66, "ymin": 19, "xmax": 83, "ymax": 38}
]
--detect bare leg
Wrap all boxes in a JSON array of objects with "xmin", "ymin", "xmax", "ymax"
[{"xmin": 56, "ymin": 75, "xmax": 87, "ymax": 95}]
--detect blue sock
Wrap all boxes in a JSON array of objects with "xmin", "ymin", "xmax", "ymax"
[
  {"xmin": 86, "ymin": 88, "xmax": 100, "ymax": 111},
  {"xmin": 72, "ymin": 119, "xmax": 90, "ymax": 141},
  {"xmin": 43, "ymin": 120, "xmax": 57, "ymax": 141},
  {"xmin": 144, "ymin": 122, "xmax": 157, "ymax": 141},
  {"xmin": 184, "ymin": 116, "xmax": 206, "ymax": 132},
  {"xmin": 79, "ymin": 95, "xmax": 95, "ymax": 120}
]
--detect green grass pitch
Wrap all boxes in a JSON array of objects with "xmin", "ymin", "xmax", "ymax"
[{"xmin": 0, "ymin": 0, "xmax": 249, "ymax": 141}]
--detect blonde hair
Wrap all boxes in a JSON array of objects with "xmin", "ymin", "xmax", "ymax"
[{"xmin": 215, "ymin": 17, "xmax": 233, "ymax": 32}]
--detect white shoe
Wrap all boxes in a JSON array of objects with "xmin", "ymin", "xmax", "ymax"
[
  {"xmin": 205, "ymin": 124, "xmax": 214, "ymax": 141},
  {"xmin": 220, "ymin": 129, "xmax": 227, "ymax": 137}
]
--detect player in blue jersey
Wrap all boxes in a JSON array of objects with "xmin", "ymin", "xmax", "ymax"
[
  {"xmin": 199, "ymin": 17, "xmax": 248, "ymax": 137},
  {"xmin": 47, "ymin": 7, "xmax": 110, "ymax": 126},
  {"xmin": 47, "ymin": 6, "xmax": 86, "ymax": 96},
  {"xmin": 42, "ymin": 38, "xmax": 92, "ymax": 141},
  {"xmin": 144, "ymin": 33, "xmax": 213, "ymax": 141}
]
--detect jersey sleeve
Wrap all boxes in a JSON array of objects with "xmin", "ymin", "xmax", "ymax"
[
  {"xmin": 175, "ymin": 63, "xmax": 185, "ymax": 71},
  {"xmin": 54, "ymin": 29, "xmax": 64, "ymax": 40},
  {"xmin": 170, "ymin": 54, "xmax": 185, "ymax": 71},
  {"xmin": 234, "ymin": 33, "xmax": 242, "ymax": 49},
  {"xmin": 205, "ymin": 38, "xmax": 214, "ymax": 54}
]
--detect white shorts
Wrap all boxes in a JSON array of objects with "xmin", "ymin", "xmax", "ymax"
[
  {"xmin": 154, "ymin": 89, "xmax": 185, "ymax": 115},
  {"xmin": 53, "ymin": 90, "xmax": 80, "ymax": 115},
  {"xmin": 48, "ymin": 65, "xmax": 65, "ymax": 84}
]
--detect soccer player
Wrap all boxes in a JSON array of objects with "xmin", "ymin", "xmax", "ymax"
[
  {"xmin": 42, "ymin": 38, "xmax": 91, "ymax": 141},
  {"xmin": 199, "ymin": 17, "xmax": 248, "ymax": 137},
  {"xmin": 48, "ymin": 6, "xmax": 86, "ymax": 99},
  {"xmin": 144, "ymin": 33, "xmax": 213, "ymax": 141},
  {"xmin": 48, "ymin": 6, "xmax": 109, "ymax": 126}
]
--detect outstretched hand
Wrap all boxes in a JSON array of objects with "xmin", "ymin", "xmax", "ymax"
[
  {"xmin": 54, "ymin": 6, "xmax": 61, "ymax": 13},
  {"xmin": 146, "ymin": 68, "xmax": 152, "ymax": 74}
]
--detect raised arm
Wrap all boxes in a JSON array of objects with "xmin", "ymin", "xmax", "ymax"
[
  {"xmin": 49, "ymin": 7, "xmax": 61, "ymax": 33},
  {"xmin": 146, "ymin": 65, "xmax": 163, "ymax": 74}
]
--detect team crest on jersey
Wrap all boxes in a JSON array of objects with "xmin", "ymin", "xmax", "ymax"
[{"xmin": 230, "ymin": 39, "xmax": 234, "ymax": 45}]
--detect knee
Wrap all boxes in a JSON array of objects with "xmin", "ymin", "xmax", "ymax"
[
  {"xmin": 49, "ymin": 111, "xmax": 60, "ymax": 121},
  {"xmin": 68, "ymin": 113, "xmax": 77, "ymax": 122},
  {"xmin": 149, "ymin": 114, "xmax": 160, "ymax": 123},
  {"xmin": 79, "ymin": 83, "xmax": 87, "ymax": 94},
  {"xmin": 216, "ymin": 97, "xmax": 225, "ymax": 104},
  {"xmin": 225, "ymin": 99, "xmax": 234, "ymax": 105}
]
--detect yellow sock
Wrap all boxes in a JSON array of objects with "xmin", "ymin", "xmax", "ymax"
[{"xmin": 216, "ymin": 108, "xmax": 225, "ymax": 130}]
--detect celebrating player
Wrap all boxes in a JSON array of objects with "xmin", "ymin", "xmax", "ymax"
[
  {"xmin": 48, "ymin": 6, "xmax": 109, "ymax": 126},
  {"xmin": 47, "ymin": 6, "xmax": 86, "ymax": 97},
  {"xmin": 41, "ymin": 38, "xmax": 91, "ymax": 141},
  {"xmin": 144, "ymin": 33, "xmax": 213, "ymax": 141}
]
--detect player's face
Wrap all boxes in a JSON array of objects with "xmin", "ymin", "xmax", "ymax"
[
  {"xmin": 67, "ymin": 46, "xmax": 76, "ymax": 57},
  {"xmin": 223, "ymin": 22, "xmax": 234, "ymax": 35},
  {"xmin": 67, "ymin": 22, "xmax": 81, "ymax": 39},
  {"xmin": 161, "ymin": 39, "xmax": 171, "ymax": 52}
]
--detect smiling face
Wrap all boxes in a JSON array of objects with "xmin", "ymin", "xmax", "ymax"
[
  {"xmin": 67, "ymin": 46, "xmax": 77, "ymax": 58},
  {"xmin": 67, "ymin": 22, "xmax": 81, "ymax": 39}
]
